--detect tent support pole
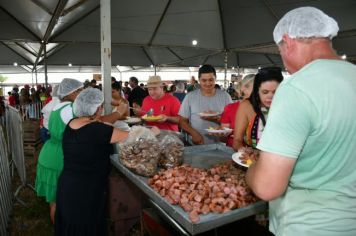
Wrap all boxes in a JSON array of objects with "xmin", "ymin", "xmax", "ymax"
[
  {"xmin": 35, "ymin": 70, "xmax": 38, "ymax": 85},
  {"xmin": 224, "ymin": 51, "xmax": 228, "ymax": 89},
  {"xmin": 44, "ymin": 43, "xmax": 48, "ymax": 88},
  {"xmin": 100, "ymin": 0, "xmax": 112, "ymax": 115}
]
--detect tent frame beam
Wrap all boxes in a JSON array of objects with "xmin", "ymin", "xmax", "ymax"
[
  {"xmin": 33, "ymin": 0, "xmax": 69, "ymax": 71},
  {"xmin": 148, "ymin": 0, "xmax": 172, "ymax": 46}
]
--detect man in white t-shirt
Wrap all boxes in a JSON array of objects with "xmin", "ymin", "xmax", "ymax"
[
  {"xmin": 246, "ymin": 7, "xmax": 356, "ymax": 236},
  {"xmin": 179, "ymin": 64, "xmax": 232, "ymax": 145}
]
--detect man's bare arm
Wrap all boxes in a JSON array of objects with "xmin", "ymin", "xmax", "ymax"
[
  {"xmin": 246, "ymin": 151, "xmax": 296, "ymax": 201},
  {"xmin": 179, "ymin": 116, "xmax": 204, "ymax": 145}
]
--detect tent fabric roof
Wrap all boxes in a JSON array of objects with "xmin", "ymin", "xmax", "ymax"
[{"xmin": 0, "ymin": 0, "xmax": 355, "ymax": 73}]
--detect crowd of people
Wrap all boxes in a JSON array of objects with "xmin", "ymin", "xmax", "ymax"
[
  {"xmin": 6, "ymin": 6, "xmax": 352, "ymax": 236},
  {"xmin": 6, "ymin": 84, "xmax": 51, "ymax": 107}
]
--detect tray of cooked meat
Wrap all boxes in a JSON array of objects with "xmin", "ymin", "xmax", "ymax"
[{"xmin": 110, "ymin": 143, "xmax": 267, "ymax": 235}]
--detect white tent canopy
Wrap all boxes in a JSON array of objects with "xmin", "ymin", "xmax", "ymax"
[{"xmin": 0, "ymin": 0, "xmax": 355, "ymax": 74}]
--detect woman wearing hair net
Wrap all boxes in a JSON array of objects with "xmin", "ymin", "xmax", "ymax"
[
  {"xmin": 36, "ymin": 79, "xmax": 128, "ymax": 223},
  {"xmin": 246, "ymin": 7, "xmax": 356, "ymax": 235},
  {"xmin": 54, "ymin": 88, "xmax": 132, "ymax": 235},
  {"xmin": 35, "ymin": 78, "xmax": 83, "ymax": 222}
]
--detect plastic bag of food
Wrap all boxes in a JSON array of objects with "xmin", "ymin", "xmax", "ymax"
[
  {"xmin": 119, "ymin": 126, "xmax": 160, "ymax": 176},
  {"xmin": 158, "ymin": 134, "xmax": 184, "ymax": 169}
]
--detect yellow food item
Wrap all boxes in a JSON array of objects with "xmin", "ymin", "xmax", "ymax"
[
  {"xmin": 142, "ymin": 115, "xmax": 162, "ymax": 121},
  {"xmin": 246, "ymin": 159, "xmax": 253, "ymax": 166}
]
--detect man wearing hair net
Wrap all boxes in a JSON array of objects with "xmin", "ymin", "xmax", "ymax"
[
  {"xmin": 246, "ymin": 7, "xmax": 356, "ymax": 236},
  {"xmin": 55, "ymin": 88, "xmax": 152, "ymax": 235}
]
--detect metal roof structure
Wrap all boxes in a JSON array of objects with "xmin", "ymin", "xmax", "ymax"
[{"xmin": 0, "ymin": 0, "xmax": 355, "ymax": 74}]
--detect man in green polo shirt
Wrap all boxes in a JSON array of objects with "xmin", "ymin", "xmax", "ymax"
[{"xmin": 246, "ymin": 7, "xmax": 356, "ymax": 236}]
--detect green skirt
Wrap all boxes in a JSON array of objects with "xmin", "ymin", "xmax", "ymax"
[{"xmin": 35, "ymin": 139, "xmax": 64, "ymax": 203}]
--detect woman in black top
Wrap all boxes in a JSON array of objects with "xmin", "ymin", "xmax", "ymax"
[{"xmin": 55, "ymin": 88, "xmax": 129, "ymax": 236}]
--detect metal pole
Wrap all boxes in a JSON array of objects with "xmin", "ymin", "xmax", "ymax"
[
  {"xmin": 100, "ymin": 0, "xmax": 112, "ymax": 115},
  {"xmin": 35, "ymin": 70, "xmax": 38, "ymax": 85},
  {"xmin": 44, "ymin": 43, "xmax": 48, "ymax": 88},
  {"xmin": 224, "ymin": 51, "xmax": 228, "ymax": 89}
]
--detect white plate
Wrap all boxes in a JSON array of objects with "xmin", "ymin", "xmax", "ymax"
[
  {"xmin": 199, "ymin": 112, "xmax": 220, "ymax": 117},
  {"xmin": 232, "ymin": 152, "xmax": 249, "ymax": 168},
  {"xmin": 124, "ymin": 117, "xmax": 142, "ymax": 124},
  {"xmin": 205, "ymin": 127, "xmax": 233, "ymax": 134}
]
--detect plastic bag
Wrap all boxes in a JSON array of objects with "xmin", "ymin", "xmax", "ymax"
[
  {"xmin": 158, "ymin": 134, "xmax": 184, "ymax": 169},
  {"xmin": 119, "ymin": 126, "xmax": 160, "ymax": 176}
]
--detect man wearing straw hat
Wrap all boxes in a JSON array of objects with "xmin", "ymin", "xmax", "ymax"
[{"xmin": 139, "ymin": 75, "xmax": 181, "ymax": 131}]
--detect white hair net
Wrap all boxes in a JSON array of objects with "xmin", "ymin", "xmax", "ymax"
[
  {"xmin": 273, "ymin": 7, "xmax": 339, "ymax": 44},
  {"xmin": 73, "ymin": 88, "xmax": 104, "ymax": 117},
  {"xmin": 57, "ymin": 78, "xmax": 83, "ymax": 99}
]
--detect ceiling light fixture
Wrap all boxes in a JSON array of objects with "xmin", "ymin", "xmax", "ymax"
[
  {"xmin": 13, "ymin": 62, "xmax": 18, "ymax": 66},
  {"xmin": 341, "ymin": 54, "xmax": 347, "ymax": 60},
  {"xmin": 68, "ymin": 63, "xmax": 72, "ymax": 67},
  {"xmin": 192, "ymin": 40, "xmax": 198, "ymax": 46}
]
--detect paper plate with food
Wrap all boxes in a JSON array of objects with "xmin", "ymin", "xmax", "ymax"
[
  {"xmin": 142, "ymin": 114, "xmax": 163, "ymax": 122},
  {"xmin": 232, "ymin": 147, "xmax": 260, "ymax": 168},
  {"xmin": 205, "ymin": 126, "xmax": 233, "ymax": 134},
  {"xmin": 199, "ymin": 110, "xmax": 220, "ymax": 117},
  {"xmin": 124, "ymin": 117, "xmax": 142, "ymax": 124}
]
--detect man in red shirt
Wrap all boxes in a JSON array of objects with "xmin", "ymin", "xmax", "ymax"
[{"xmin": 140, "ymin": 76, "xmax": 181, "ymax": 131}]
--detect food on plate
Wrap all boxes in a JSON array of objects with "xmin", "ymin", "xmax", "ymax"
[
  {"xmin": 207, "ymin": 126, "xmax": 231, "ymax": 131},
  {"xmin": 239, "ymin": 147, "xmax": 260, "ymax": 165},
  {"xmin": 206, "ymin": 126, "xmax": 233, "ymax": 135},
  {"xmin": 208, "ymin": 126, "xmax": 224, "ymax": 130},
  {"xmin": 148, "ymin": 161, "xmax": 258, "ymax": 223},
  {"xmin": 142, "ymin": 114, "xmax": 163, "ymax": 122},
  {"xmin": 199, "ymin": 110, "xmax": 220, "ymax": 117},
  {"xmin": 125, "ymin": 117, "xmax": 141, "ymax": 124}
]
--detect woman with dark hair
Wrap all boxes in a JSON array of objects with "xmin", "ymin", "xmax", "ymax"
[{"xmin": 232, "ymin": 67, "xmax": 283, "ymax": 151}]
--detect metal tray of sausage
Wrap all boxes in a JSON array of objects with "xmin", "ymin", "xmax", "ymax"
[{"xmin": 110, "ymin": 143, "xmax": 267, "ymax": 235}]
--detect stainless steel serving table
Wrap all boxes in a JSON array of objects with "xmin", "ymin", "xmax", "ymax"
[{"xmin": 110, "ymin": 143, "xmax": 267, "ymax": 235}]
